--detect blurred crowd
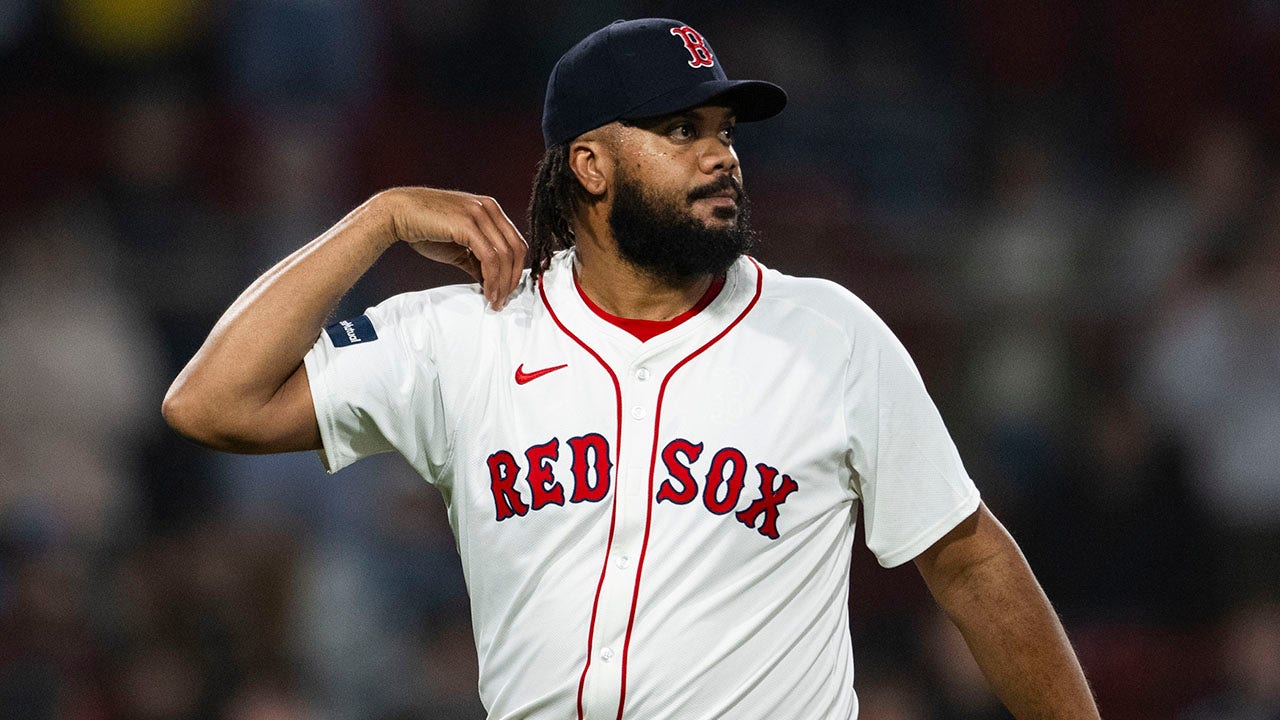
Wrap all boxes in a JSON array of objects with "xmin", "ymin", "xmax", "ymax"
[{"xmin": 1, "ymin": 2, "xmax": 1278, "ymax": 719}]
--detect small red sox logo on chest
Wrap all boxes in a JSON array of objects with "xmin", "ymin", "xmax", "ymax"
[
  {"xmin": 670, "ymin": 25, "xmax": 715, "ymax": 68},
  {"xmin": 486, "ymin": 434, "xmax": 798, "ymax": 539}
]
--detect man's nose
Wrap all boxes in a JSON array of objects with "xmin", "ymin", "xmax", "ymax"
[{"xmin": 699, "ymin": 139, "xmax": 739, "ymax": 176}]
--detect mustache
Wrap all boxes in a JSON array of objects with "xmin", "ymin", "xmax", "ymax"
[{"xmin": 687, "ymin": 175, "xmax": 744, "ymax": 203}]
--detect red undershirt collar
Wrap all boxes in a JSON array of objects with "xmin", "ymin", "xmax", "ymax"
[{"xmin": 574, "ymin": 273, "xmax": 727, "ymax": 342}]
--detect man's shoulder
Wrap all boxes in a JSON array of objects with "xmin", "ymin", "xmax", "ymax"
[
  {"xmin": 373, "ymin": 282, "xmax": 480, "ymax": 318},
  {"xmin": 752, "ymin": 260, "xmax": 884, "ymax": 334},
  {"xmin": 371, "ymin": 270, "xmax": 538, "ymax": 325}
]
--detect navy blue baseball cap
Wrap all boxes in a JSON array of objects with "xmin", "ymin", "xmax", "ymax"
[{"xmin": 542, "ymin": 18, "xmax": 787, "ymax": 147}]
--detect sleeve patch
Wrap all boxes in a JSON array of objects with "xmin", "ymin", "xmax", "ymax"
[{"xmin": 325, "ymin": 315, "xmax": 378, "ymax": 347}]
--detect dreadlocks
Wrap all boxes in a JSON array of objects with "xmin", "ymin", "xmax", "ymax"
[{"xmin": 526, "ymin": 143, "xmax": 584, "ymax": 279}]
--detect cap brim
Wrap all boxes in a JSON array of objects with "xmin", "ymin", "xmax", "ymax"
[{"xmin": 619, "ymin": 79, "xmax": 787, "ymax": 124}]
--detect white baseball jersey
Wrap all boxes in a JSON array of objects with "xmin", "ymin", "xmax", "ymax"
[{"xmin": 303, "ymin": 249, "xmax": 980, "ymax": 720}]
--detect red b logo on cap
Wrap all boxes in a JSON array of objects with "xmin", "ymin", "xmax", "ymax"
[{"xmin": 670, "ymin": 26, "xmax": 715, "ymax": 68}]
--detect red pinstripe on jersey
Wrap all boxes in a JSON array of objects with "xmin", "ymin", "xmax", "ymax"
[
  {"xmin": 615, "ymin": 258, "xmax": 764, "ymax": 719},
  {"xmin": 538, "ymin": 276, "xmax": 624, "ymax": 720},
  {"xmin": 541, "ymin": 259, "xmax": 763, "ymax": 719}
]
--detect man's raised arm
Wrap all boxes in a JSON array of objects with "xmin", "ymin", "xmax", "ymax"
[{"xmin": 161, "ymin": 188, "xmax": 526, "ymax": 454}]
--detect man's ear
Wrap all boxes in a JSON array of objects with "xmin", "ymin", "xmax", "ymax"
[{"xmin": 568, "ymin": 131, "xmax": 615, "ymax": 197}]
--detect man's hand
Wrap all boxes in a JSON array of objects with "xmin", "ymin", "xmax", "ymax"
[{"xmin": 381, "ymin": 187, "xmax": 527, "ymax": 310}]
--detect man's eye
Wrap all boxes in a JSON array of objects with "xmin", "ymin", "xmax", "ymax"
[
  {"xmin": 721, "ymin": 126, "xmax": 735, "ymax": 142},
  {"xmin": 671, "ymin": 124, "xmax": 695, "ymax": 139}
]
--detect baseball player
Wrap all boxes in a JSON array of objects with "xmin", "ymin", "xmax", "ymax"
[{"xmin": 165, "ymin": 18, "xmax": 1099, "ymax": 720}]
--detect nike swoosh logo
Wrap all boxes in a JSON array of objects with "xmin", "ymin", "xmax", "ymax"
[{"xmin": 515, "ymin": 363, "xmax": 568, "ymax": 385}]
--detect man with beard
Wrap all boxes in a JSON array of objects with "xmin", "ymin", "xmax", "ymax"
[{"xmin": 164, "ymin": 18, "xmax": 1098, "ymax": 720}]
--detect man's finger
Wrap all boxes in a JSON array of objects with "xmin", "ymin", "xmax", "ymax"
[
  {"xmin": 481, "ymin": 196, "xmax": 528, "ymax": 270},
  {"xmin": 484, "ymin": 201, "xmax": 528, "ymax": 305},
  {"xmin": 468, "ymin": 205, "xmax": 515, "ymax": 308},
  {"xmin": 458, "ymin": 251, "xmax": 483, "ymax": 284},
  {"xmin": 474, "ymin": 198, "xmax": 520, "ymax": 302},
  {"xmin": 450, "ymin": 243, "xmax": 483, "ymax": 283},
  {"xmin": 463, "ymin": 217, "xmax": 506, "ymax": 307}
]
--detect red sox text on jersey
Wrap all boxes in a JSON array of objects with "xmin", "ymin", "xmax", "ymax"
[{"xmin": 487, "ymin": 434, "xmax": 800, "ymax": 538}]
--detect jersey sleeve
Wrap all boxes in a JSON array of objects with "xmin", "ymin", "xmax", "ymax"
[
  {"xmin": 844, "ymin": 307, "xmax": 980, "ymax": 568},
  {"xmin": 302, "ymin": 293, "xmax": 451, "ymax": 479}
]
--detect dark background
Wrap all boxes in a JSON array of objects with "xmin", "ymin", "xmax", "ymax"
[{"xmin": 1, "ymin": 2, "xmax": 1278, "ymax": 719}]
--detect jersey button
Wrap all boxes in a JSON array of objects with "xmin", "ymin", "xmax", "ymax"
[
  {"xmin": 617, "ymin": 555, "xmax": 630, "ymax": 569},
  {"xmin": 600, "ymin": 647, "xmax": 614, "ymax": 662},
  {"xmin": 630, "ymin": 406, "xmax": 645, "ymax": 420},
  {"xmin": 635, "ymin": 368, "xmax": 650, "ymax": 381}
]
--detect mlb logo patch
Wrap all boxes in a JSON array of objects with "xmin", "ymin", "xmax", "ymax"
[{"xmin": 325, "ymin": 315, "xmax": 378, "ymax": 347}]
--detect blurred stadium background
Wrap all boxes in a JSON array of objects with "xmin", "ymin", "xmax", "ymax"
[{"xmin": 2, "ymin": 1, "xmax": 1279, "ymax": 719}]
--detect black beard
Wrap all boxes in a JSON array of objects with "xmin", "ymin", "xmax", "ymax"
[{"xmin": 607, "ymin": 172, "xmax": 755, "ymax": 284}]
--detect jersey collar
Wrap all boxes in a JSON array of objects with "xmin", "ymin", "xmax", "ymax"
[{"xmin": 539, "ymin": 248, "xmax": 762, "ymax": 360}]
